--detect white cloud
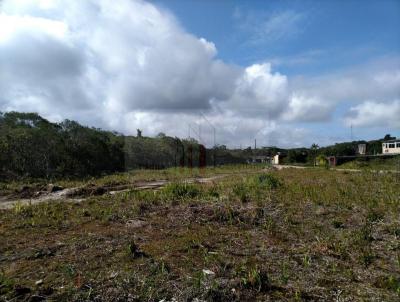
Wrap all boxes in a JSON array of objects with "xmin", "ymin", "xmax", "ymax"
[
  {"xmin": 283, "ymin": 94, "xmax": 332, "ymax": 122},
  {"xmin": 226, "ymin": 63, "xmax": 289, "ymax": 118},
  {"xmin": 291, "ymin": 58, "xmax": 400, "ymax": 104},
  {"xmin": 234, "ymin": 9, "xmax": 305, "ymax": 45},
  {"xmin": 0, "ymin": 0, "xmax": 291, "ymax": 138},
  {"xmin": 0, "ymin": 0, "xmax": 399, "ymax": 147},
  {"xmin": 345, "ymin": 100, "xmax": 400, "ymax": 129}
]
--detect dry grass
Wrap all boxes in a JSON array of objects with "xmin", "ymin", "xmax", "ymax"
[{"xmin": 0, "ymin": 167, "xmax": 399, "ymax": 301}]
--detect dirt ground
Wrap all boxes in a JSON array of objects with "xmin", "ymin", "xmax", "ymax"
[{"xmin": 1, "ymin": 167, "xmax": 399, "ymax": 301}]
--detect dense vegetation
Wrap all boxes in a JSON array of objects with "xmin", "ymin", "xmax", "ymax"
[
  {"xmin": 0, "ymin": 112, "xmax": 397, "ymax": 180},
  {"xmin": 0, "ymin": 112, "xmax": 246, "ymax": 180}
]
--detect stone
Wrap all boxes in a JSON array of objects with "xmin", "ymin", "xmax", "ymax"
[
  {"xmin": 35, "ymin": 279, "xmax": 43, "ymax": 286},
  {"xmin": 47, "ymin": 184, "xmax": 64, "ymax": 193}
]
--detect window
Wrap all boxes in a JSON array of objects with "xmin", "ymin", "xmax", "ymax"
[
  {"xmin": 397, "ymin": 142, "xmax": 400, "ymax": 148},
  {"xmin": 389, "ymin": 143, "xmax": 395, "ymax": 148}
]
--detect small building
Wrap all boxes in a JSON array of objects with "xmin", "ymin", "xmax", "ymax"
[
  {"xmin": 273, "ymin": 154, "xmax": 280, "ymax": 165},
  {"xmin": 357, "ymin": 144, "xmax": 366, "ymax": 155},
  {"xmin": 382, "ymin": 139, "xmax": 400, "ymax": 154},
  {"xmin": 247, "ymin": 155, "xmax": 271, "ymax": 164},
  {"xmin": 327, "ymin": 156, "xmax": 337, "ymax": 166}
]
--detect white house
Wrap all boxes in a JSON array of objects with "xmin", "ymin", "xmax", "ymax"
[{"xmin": 382, "ymin": 139, "xmax": 400, "ymax": 154}]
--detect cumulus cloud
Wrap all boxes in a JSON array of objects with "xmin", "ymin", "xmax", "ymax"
[
  {"xmin": 283, "ymin": 94, "xmax": 332, "ymax": 122},
  {"xmin": 345, "ymin": 100, "xmax": 400, "ymax": 129},
  {"xmin": 0, "ymin": 0, "xmax": 290, "ymax": 136},
  {"xmin": 225, "ymin": 63, "xmax": 289, "ymax": 117},
  {"xmin": 291, "ymin": 58, "xmax": 400, "ymax": 104},
  {"xmin": 0, "ymin": 0, "xmax": 399, "ymax": 147}
]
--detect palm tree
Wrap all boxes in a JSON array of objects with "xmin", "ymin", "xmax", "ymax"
[{"xmin": 311, "ymin": 143, "xmax": 319, "ymax": 166}]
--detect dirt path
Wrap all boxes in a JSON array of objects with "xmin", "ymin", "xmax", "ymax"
[
  {"xmin": 0, "ymin": 174, "xmax": 230, "ymax": 210},
  {"xmin": 3, "ymin": 166, "xmax": 397, "ymax": 210}
]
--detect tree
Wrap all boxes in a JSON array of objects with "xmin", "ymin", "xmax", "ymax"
[
  {"xmin": 311, "ymin": 143, "xmax": 319, "ymax": 166},
  {"xmin": 383, "ymin": 134, "xmax": 395, "ymax": 141}
]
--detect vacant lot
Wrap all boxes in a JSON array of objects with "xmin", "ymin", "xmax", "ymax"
[{"xmin": 1, "ymin": 167, "xmax": 399, "ymax": 301}]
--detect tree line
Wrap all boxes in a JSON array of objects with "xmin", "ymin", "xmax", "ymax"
[
  {"xmin": 0, "ymin": 112, "xmax": 246, "ymax": 180},
  {"xmin": 0, "ymin": 112, "xmax": 395, "ymax": 180}
]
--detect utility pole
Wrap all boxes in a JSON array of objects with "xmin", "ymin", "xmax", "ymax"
[
  {"xmin": 200, "ymin": 113, "xmax": 217, "ymax": 168},
  {"xmin": 254, "ymin": 139, "xmax": 257, "ymax": 150},
  {"xmin": 350, "ymin": 124, "xmax": 353, "ymax": 141},
  {"xmin": 198, "ymin": 123, "xmax": 201, "ymax": 144}
]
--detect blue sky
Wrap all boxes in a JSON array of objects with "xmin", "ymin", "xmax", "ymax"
[
  {"xmin": 152, "ymin": 0, "xmax": 400, "ymax": 145},
  {"xmin": 155, "ymin": 0, "xmax": 400, "ymax": 72},
  {"xmin": 0, "ymin": 0, "xmax": 399, "ymax": 147}
]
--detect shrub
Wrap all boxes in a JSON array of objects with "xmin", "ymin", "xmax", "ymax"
[
  {"xmin": 240, "ymin": 266, "xmax": 270, "ymax": 292},
  {"xmin": 232, "ymin": 183, "xmax": 250, "ymax": 203},
  {"xmin": 162, "ymin": 182, "xmax": 200, "ymax": 200},
  {"xmin": 255, "ymin": 173, "xmax": 281, "ymax": 190}
]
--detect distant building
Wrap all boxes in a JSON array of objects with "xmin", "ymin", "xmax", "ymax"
[
  {"xmin": 247, "ymin": 155, "xmax": 271, "ymax": 164},
  {"xmin": 382, "ymin": 139, "xmax": 400, "ymax": 154},
  {"xmin": 357, "ymin": 144, "xmax": 366, "ymax": 155},
  {"xmin": 273, "ymin": 154, "xmax": 280, "ymax": 165}
]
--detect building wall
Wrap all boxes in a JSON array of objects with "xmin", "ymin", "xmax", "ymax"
[{"xmin": 382, "ymin": 142, "xmax": 400, "ymax": 154}]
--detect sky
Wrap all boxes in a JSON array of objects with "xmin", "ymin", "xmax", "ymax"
[{"xmin": 0, "ymin": 0, "xmax": 399, "ymax": 148}]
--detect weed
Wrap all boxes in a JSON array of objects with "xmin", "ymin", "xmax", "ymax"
[
  {"xmin": 61, "ymin": 264, "xmax": 76, "ymax": 278},
  {"xmin": 332, "ymin": 220, "xmax": 344, "ymax": 229},
  {"xmin": 240, "ymin": 266, "xmax": 270, "ymax": 292},
  {"xmin": 162, "ymin": 182, "xmax": 200, "ymax": 200},
  {"xmin": 132, "ymin": 200, "xmax": 151, "ymax": 216},
  {"xmin": 263, "ymin": 216, "xmax": 277, "ymax": 235},
  {"xmin": 360, "ymin": 248, "xmax": 376, "ymax": 267},
  {"xmin": 0, "ymin": 271, "xmax": 14, "ymax": 296},
  {"xmin": 302, "ymin": 254, "xmax": 312, "ymax": 267},
  {"xmin": 207, "ymin": 185, "xmax": 220, "ymax": 199},
  {"xmin": 127, "ymin": 241, "xmax": 146, "ymax": 259},
  {"xmin": 232, "ymin": 183, "xmax": 250, "ymax": 203},
  {"xmin": 256, "ymin": 173, "xmax": 281, "ymax": 190},
  {"xmin": 374, "ymin": 275, "xmax": 400, "ymax": 294},
  {"xmin": 280, "ymin": 262, "xmax": 290, "ymax": 285},
  {"xmin": 13, "ymin": 202, "xmax": 33, "ymax": 218}
]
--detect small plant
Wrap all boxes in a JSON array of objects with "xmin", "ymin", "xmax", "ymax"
[
  {"xmin": 357, "ymin": 221, "xmax": 374, "ymax": 243},
  {"xmin": 127, "ymin": 241, "xmax": 146, "ymax": 258},
  {"xmin": 332, "ymin": 219, "xmax": 344, "ymax": 229},
  {"xmin": 232, "ymin": 183, "xmax": 250, "ymax": 203},
  {"xmin": 0, "ymin": 271, "xmax": 15, "ymax": 296},
  {"xmin": 162, "ymin": 182, "xmax": 200, "ymax": 200},
  {"xmin": 132, "ymin": 200, "xmax": 151, "ymax": 216},
  {"xmin": 240, "ymin": 266, "xmax": 270, "ymax": 292},
  {"xmin": 360, "ymin": 248, "xmax": 376, "ymax": 267},
  {"xmin": 302, "ymin": 254, "xmax": 312, "ymax": 267},
  {"xmin": 13, "ymin": 202, "xmax": 33, "ymax": 218},
  {"xmin": 263, "ymin": 216, "xmax": 277, "ymax": 235},
  {"xmin": 207, "ymin": 185, "xmax": 220, "ymax": 198},
  {"xmin": 61, "ymin": 264, "xmax": 76, "ymax": 278},
  {"xmin": 374, "ymin": 275, "xmax": 400, "ymax": 294},
  {"xmin": 213, "ymin": 205, "xmax": 237, "ymax": 224},
  {"xmin": 257, "ymin": 173, "xmax": 281, "ymax": 190},
  {"xmin": 366, "ymin": 208, "xmax": 384, "ymax": 223},
  {"xmin": 280, "ymin": 262, "xmax": 290, "ymax": 285}
]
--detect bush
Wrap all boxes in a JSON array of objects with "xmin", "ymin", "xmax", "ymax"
[
  {"xmin": 240, "ymin": 267, "xmax": 271, "ymax": 292},
  {"xmin": 162, "ymin": 182, "xmax": 200, "ymax": 200},
  {"xmin": 233, "ymin": 183, "xmax": 250, "ymax": 203},
  {"xmin": 256, "ymin": 173, "xmax": 281, "ymax": 190}
]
